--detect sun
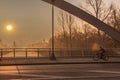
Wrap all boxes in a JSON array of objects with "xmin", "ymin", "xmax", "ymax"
[{"xmin": 6, "ymin": 25, "xmax": 13, "ymax": 31}]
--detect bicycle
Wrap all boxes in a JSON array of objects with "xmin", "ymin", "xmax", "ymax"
[{"xmin": 93, "ymin": 51, "xmax": 109, "ymax": 61}]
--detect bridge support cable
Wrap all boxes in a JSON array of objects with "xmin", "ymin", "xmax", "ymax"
[{"xmin": 42, "ymin": 0, "xmax": 120, "ymax": 42}]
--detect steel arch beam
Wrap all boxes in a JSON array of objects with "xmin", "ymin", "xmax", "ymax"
[{"xmin": 42, "ymin": 0, "xmax": 120, "ymax": 42}]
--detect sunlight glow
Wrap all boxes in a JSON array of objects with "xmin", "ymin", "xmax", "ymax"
[
  {"xmin": 91, "ymin": 43, "xmax": 100, "ymax": 51},
  {"xmin": 6, "ymin": 25, "xmax": 13, "ymax": 31}
]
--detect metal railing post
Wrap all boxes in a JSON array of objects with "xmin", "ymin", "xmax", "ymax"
[
  {"xmin": 0, "ymin": 49, "xmax": 3, "ymax": 59},
  {"xmin": 37, "ymin": 48, "xmax": 39, "ymax": 58},
  {"xmin": 49, "ymin": 48, "xmax": 51, "ymax": 58},
  {"xmin": 26, "ymin": 48, "xmax": 27, "ymax": 58},
  {"xmin": 13, "ymin": 48, "xmax": 15, "ymax": 58}
]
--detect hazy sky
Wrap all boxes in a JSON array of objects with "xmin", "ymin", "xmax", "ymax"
[
  {"xmin": 0, "ymin": 0, "xmax": 53, "ymax": 46},
  {"xmin": 0, "ymin": 0, "xmax": 119, "ymax": 46}
]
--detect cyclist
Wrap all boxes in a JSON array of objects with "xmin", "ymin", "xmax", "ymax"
[{"xmin": 97, "ymin": 46, "xmax": 106, "ymax": 59}]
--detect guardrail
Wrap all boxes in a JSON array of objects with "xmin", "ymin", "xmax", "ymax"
[
  {"xmin": 0, "ymin": 48, "xmax": 120, "ymax": 59},
  {"xmin": 0, "ymin": 48, "xmax": 51, "ymax": 58},
  {"xmin": 0, "ymin": 48, "xmax": 120, "ymax": 65}
]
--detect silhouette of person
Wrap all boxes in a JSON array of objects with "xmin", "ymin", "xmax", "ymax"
[{"xmin": 97, "ymin": 46, "xmax": 106, "ymax": 58}]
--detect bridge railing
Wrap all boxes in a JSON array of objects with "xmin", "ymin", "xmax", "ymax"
[
  {"xmin": 0, "ymin": 48, "xmax": 120, "ymax": 59},
  {"xmin": 0, "ymin": 48, "xmax": 51, "ymax": 58}
]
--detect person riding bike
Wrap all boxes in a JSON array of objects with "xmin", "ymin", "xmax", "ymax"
[
  {"xmin": 96, "ymin": 46, "xmax": 106, "ymax": 59},
  {"xmin": 93, "ymin": 46, "xmax": 108, "ymax": 61}
]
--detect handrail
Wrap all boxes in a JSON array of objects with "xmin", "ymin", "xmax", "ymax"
[{"xmin": 0, "ymin": 48, "xmax": 119, "ymax": 58}]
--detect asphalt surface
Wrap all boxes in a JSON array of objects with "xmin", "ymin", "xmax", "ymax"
[
  {"xmin": 0, "ymin": 57, "xmax": 120, "ymax": 80},
  {"xmin": 0, "ymin": 63, "xmax": 120, "ymax": 80}
]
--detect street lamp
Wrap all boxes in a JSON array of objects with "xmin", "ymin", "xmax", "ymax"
[{"xmin": 50, "ymin": 0, "xmax": 56, "ymax": 60}]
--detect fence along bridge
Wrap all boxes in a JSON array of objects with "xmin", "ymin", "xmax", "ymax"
[
  {"xmin": 0, "ymin": 48, "xmax": 101, "ymax": 58},
  {"xmin": 0, "ymin": 47, "xmax": 120, "ymax": 65},
  {"xmin": 0, "ymin": 48, "xmax": 85, "ymax": 65}
]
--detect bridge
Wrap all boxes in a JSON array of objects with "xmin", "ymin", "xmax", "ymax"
[
  {"xmin": 0, "ymin": 1, "xmax": 120, "ymax": 79},
  {"xmin": 0, "ymin": 0, "xmax": 120, "ymax": 65},
  {"xmin": 0, "ymin": 0, "xmax": 119, "ymax": 65}
]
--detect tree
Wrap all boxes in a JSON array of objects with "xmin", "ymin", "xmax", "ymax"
[
  {"xmin": 57, "ymin": 11, "xmax": 75, "ymax": 49},
  {"xmin": 107, "ymin": 4, "xmax": 120, "ymax": 47},
  {"xmin": 83, "ymin": 0, "xmax": 112, "ymax": 47}
]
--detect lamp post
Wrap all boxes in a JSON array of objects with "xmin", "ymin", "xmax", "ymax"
[{"xmin": 50, "ymin": 0, "xmax": 56, "ymax": 60}]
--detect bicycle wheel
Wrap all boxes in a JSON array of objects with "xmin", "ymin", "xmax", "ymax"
[
  {"xmin": 102, "ymin": 54, "xmax": 109, "ymax": 61},
  {"xmin": 93, "ymin": 54, "xmax": 100, "ymax": 61}
]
